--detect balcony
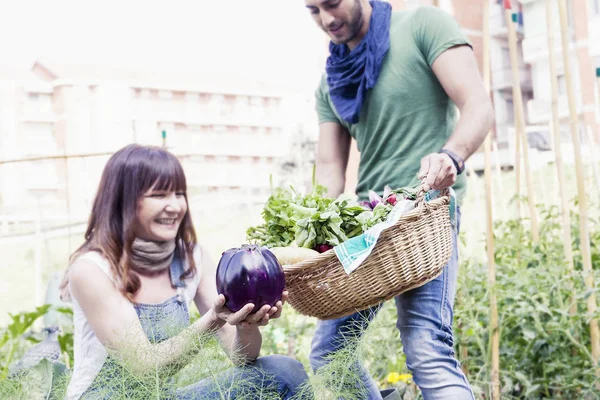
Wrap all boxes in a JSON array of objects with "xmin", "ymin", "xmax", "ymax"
[
  {"xmin": 589, "ymin": 14, "xmax": 600, "ymax": 55},
  {"xmin": 20, "ymin": 109, "xmax": 56, "ymax": 124},
  {"xmin": 526, "ymin": 95, "xmax": 582, "ymax": 125},
  {"xmin": 492, "ymin": 66, "xmax": 533, "ymax": 92},
  {"xmin": 177, "ymin": 132, "xmax": 289, "ymax": 158},
  {"xmin": 521, "ymin": 29, "xmax": 576, "ymax": 64},
  {"xmin": 133, "ymin": 98, "xmax": 285, "ymax": 128}
]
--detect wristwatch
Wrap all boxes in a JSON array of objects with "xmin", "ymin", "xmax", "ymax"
[{"xmin": 439, "ymin": 148, "xmax": 465, "ymax": 175}]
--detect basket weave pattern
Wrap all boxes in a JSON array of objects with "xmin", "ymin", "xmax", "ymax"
[{"xmin": 283, "ymin": 194, "xmax": 453, "ymax": 320}]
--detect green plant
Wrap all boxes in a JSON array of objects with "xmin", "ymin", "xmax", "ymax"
[
  {"xmin": 454, "ymin": 203, "xmax": 600, "ymax": 399},
  {"xmin": 0, "ymin": 305, "xmax": 52, "ymax": 379}
]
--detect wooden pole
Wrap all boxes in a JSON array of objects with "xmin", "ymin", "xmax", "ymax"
[
  {"xmin": 162, "ymin": 130, "xmax": 167, "ymax": 149},
  {"xmin": 545, "ymin": 0, "xmax": 577, "ymax": 318},
  {"xmin": 0, "ymin": 150, "xmax": 226, "ymax": 166},
  {"xmin": 492, "ymin": 140, "xmax": 505, "ymax": 220},
  {"xmin": 34, "ymin": 202, "xmax": 43, "ymax": 308},
  {"xmin": 491, "ymin": 140, "xmax": 503, "ymax": 191},
  {"xmin": 557, "ymin": 0, "xmax": 600, "ymax": 374},
  {"xmin": 467, "ymin": 165, "xmax": 482, "ymax": 249},
  {"xmin": 505, "ymin": 1, "xmax": 539, "ymax": 242},
  {"xmin": 514, "ymin": 113, "xmax": 522, "ymax": 218},
  {"xmin": 484, "ymin": 2, "xmax": 500, "ymax": 398},
  {"xmin": 0, "ymin": 151, "xmax": 114, "ymax": 165}
]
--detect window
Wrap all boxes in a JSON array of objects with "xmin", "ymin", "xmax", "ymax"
[
  {"xmin": 24, "ymin": 123, "xmax": 56, "ymax": 155},
  {"xmin": 566, "ymin": 0, "xmax": 575, "ymax": 30},
  {"xmin": 501, "ymin": 48, "xmax": 510, "ymax": 69},
  {"xmin": 404, "ymin": 0, "xmax": 420, "ymax": 9},
  {"xmin": 506, "ymin": 99, "xmax": 514, "ymax": 124},
  {"xmin": 439, "ymin": 0, "xmax": 454, "ymax": 15},
  {"xmin": 26, "ymin": 160, "xmax": 58, "ymax": 190},
  {"xmin": 557, "ymin": 75, "xmax": 567, "ymax": 96},
  {"xmin": 158, "ymin": 90, "xmax": 172, "ymax": 100}
]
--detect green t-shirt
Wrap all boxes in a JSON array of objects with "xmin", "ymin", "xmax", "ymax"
[{"xmin": 316, "ymin": 6, "xmax": 472, "ymax": 205}]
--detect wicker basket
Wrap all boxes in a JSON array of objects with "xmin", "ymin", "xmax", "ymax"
[{"xmin": 282, "ymin": 188, "xmax": 453, "ymax": 320}]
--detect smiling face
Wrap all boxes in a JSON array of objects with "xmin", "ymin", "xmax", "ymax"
[
  {"xmin": 134, "ymin": 186, "xmax": 188, "ymax": 242},
  {"xmin": 305, "ymin": 0, "xmax": 366, "ymax": 47}
]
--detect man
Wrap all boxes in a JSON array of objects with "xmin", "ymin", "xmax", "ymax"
[{"xmin": 304, "ymin": 0, "xmax": 494, "ymax": 399}]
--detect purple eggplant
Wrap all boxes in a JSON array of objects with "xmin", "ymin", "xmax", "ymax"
[{"xmin": 215, "ymin": 244, "xmax": 285, "ymax": 313}]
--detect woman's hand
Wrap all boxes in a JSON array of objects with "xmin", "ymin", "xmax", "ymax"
[{"xmin": 212, "ymin": 291, "xmax": 289, "ymax": 329}]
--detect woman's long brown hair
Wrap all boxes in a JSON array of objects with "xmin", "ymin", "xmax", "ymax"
[{"xmin": 60, "ymin": 144, "xmax": 198, "ymax": 302}]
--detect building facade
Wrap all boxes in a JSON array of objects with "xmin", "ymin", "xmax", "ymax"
[
  {"xmin": 520, "ymin": 0, "xmax": 600, "ymax": 142},
  {"xmin": 0, "ymin": 60, "xmax": 308, "ymax": 230}
]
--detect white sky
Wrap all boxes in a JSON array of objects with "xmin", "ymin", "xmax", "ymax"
[{"xmin": 0, "ymin": 0, "xmax": 330, "ymax": 91}]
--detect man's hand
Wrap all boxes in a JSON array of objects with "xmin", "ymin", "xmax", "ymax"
[{"xmin": 418, "ymin": 153, "xmax": 457, "ymax": 191}]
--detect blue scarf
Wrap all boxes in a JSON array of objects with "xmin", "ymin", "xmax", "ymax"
[{"xmin": 326, "ymin": 0, "xmax": 392, "ymax": 124}]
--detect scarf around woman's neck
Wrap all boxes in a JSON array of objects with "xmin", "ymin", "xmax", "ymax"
[
  {"xmin": 130, "ymin": 237, "xmax": 176, "ymax": 274},
  {"xmin": 326, "ymin": 0, "xmax": 392, "ymax": 124}
]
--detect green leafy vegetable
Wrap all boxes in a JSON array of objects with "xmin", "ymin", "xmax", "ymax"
[{"xmin": 246, "ymin": 181, "xmax": 418, "ymax": 250}]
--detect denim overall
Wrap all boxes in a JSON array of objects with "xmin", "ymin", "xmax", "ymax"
[{"xmin": 82, "ymin": 256, "xmax": 310, "ymax": 400}]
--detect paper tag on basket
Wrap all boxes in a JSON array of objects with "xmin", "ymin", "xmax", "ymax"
[
  {"xmin": 334, "ymin": 188, "xmax": 457, "ymax": 275},
  {"xmin": 334, "ymin": 198, "xmax": 415, "ymax": 275},
  {"xmin": 425, "ymin": 187, "xmax": 457, "ymax": 231}
]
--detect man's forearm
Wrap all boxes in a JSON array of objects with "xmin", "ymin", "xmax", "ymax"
[
  {"xmin": 316, "ymin": 161, "xmax": 346, "ymax": 199},
  {"xmin": 442, "ymin": 97, "xmax": 495, "ymax": 161}
]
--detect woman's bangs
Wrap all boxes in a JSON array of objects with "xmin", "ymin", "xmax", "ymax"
[{"xmin": 149, "ymin": 153, "xmax": 187, "ymax": 193}]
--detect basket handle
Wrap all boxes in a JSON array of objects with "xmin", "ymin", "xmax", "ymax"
[{"xmin": 414, "ymin": 180, "xmax": 450, "ymax": 210}]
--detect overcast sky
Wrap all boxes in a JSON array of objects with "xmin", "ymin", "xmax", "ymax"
[{"xmin": 0, "ymin": 0, "xmax": 329, "ymax": 91}]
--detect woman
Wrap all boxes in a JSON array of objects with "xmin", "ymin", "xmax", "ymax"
[{"xmin": 59, "ymin": 144, "xmax": 310, "ymax": 399}]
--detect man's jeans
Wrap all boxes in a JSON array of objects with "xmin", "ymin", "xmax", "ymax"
[{"xmin": 309, "ymin": 208, "xmax": 475, "ymax": 400}]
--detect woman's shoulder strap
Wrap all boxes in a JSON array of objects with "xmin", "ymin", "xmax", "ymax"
[{"xmin": 76, "ymin": 251, "xmax": 115, "ymax": 283}]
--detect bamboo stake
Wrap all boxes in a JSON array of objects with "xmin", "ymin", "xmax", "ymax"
[
  {"xmin": 505, "ymin": 1, "xmax": 539, "ymax": 241},
  {"xmin": 484, "ymin": 2, "xmax": 500, "ymax": 398},
  {"xmin": 162, "ymin": 130, "xmax": 167, "ymax": 149},
  {"xmin": 0, "ymin": 151, "xmax": 114, "ymax": 165},
  {"xmin": 490, "ymin": 138, "xmax": 505, "ymax": 220},
  {"xmin": 546, "ymin": 0, "xmax": 577, "ymax": 318},
  {"xmin": 492, "ymin": 139, "xmax": 504, "ymax": 200},
  {"xmin": 557, "ymin": 0, "xmax": 600, "ymax": 374},
  {"xmin": 467, "ymin": 165, "xmax": 481, "ymax": 249},
  {"xmin": 34, "ymin": 204, "xmax": 43, "ymax": 308},
  {"xmin": 0, "ymin": 150, "xmax": 226, "ymax": 166},
  {"xmin": 514, "ymin": 110, "xmax": 522, "ymax": 219},
  {"xmin": 547, "ymin": 121, "xmax": 560, "ymax": 207},
  {"xmin": 460, "ymin": 342, "xmax": 469, "ymax": 377}
]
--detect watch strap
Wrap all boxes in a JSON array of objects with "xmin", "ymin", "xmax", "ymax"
[{"xmin": 439, "ymin": 148, "xmax": 465, "ymax": 175}]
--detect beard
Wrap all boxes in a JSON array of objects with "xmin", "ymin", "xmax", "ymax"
[{"xmin": 326, "ymin": 0, "xmax": 365, "ymax": 45}]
